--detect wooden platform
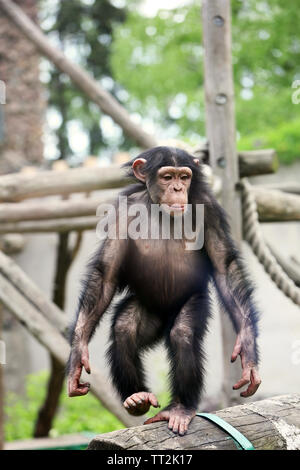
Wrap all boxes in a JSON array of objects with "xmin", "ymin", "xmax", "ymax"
[{"xmin": 4, "ymin": 433, "xmax": 94, "ymax": 450}]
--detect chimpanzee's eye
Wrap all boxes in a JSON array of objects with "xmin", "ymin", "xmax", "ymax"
[
  {"xmin": 163, "ymin": 175, "xmax": 172, "ymax": 181},
  {"xmin": 181, "ymin": 175, "xmax": 189, "ymax": 181}
]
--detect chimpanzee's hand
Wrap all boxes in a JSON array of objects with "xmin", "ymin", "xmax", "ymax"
[
  {"xmin": 231, "ymin": 332, "xmax": 261, "ymax": 398},
  {"xmin": 67, "ymin": 345, "xmax": 91, "ymax": 397}
]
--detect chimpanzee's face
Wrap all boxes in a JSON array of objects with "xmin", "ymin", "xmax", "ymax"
[
  {"xmin": 132, "ymin": 158, "xmax": 193, "ymax": 216},
  {"xmin": 154, "ymin": 166, "xmax": 192, "ymax": 214}
]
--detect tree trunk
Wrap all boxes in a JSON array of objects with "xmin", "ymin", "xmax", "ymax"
[
  {"xmin": 88, "ymin": 394, "xmax": 300, "ymax": 450},
  {"xmin": 0, "ymin": 0, "xmax": 45, "ymax": 405},
  {"xmin": 0, "ymin": 0, "xmax": 157, "ymax": 150},
  {"xmin": 0, "ymin": 0, "xmax": 45, "ymax": 173}
]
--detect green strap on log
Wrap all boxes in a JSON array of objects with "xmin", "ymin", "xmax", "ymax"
[{"xmin": 196, "ymin": 412, "xmax": 255, "ymax": 450}]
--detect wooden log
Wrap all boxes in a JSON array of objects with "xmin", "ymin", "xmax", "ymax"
[
  {"xmin": 0, "ymin": 0, "xmax": 157, "ymax": 150},
  {"xmin": 4, "ymin": 433, "xmax": 93, "ymax": 450},
  {"xmin": 0, "ymin": 192, "xmax": 117, "ymax": 222},
  {"xmin": 0, "ymin": 251, "xmax": 67, "ymax": 334},
  {"xmin": 0, "ymin": 152, "xmax": 277, "ymax": 203},
  {"xmin": 202, "ymin": 0, "xmax": 241, "ymax": 408},
  {"xmin": 0, "ymin": 166, "xmax": 129, "ymax": 202},
  {"xmin": 88, "ymin": 393, "xmax": 300, "ymax": 450},
  {"xmin": 256, "ymin": 181, "xmax": 300, "ymax": 195},
  {"xmin": 0, "ymin": 252, "xmax": 142, "ymax": 428},
  {"xmin": 0, "ymin": 216, "xmax": 99, "ymax": 234},
  {"xmin": 239, "ymin": 149, "xmax": 279, "ymax": 177},
  {"xmin": 0, "ymin": 187, "xmax": 299, "ymax": 235},
  {"xmin": 253, "ymin": 187, "xmax": 300, "ymax": 222}
]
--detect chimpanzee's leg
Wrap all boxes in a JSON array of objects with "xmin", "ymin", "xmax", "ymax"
[
  {"xmin": 145, "ymin": 293, "xmax": 210, "ymax": 434},
  {"xmin": 167, "ymin": 292, "xmax": 210, "ymax": 408},
  {"xmin": 106, "ymin": 295, "xmax": 164, "ymax": 416}
]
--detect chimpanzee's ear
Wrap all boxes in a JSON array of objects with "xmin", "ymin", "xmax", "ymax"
[
  {"xmin": 132, "ymin": 158, "xmax": 147, "ymax": 182},
  {"xmin": 193, "ymin": 158, "xmax": 200, "ymax": 166}
]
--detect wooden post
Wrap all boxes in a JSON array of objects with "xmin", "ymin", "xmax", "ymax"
[
  {"xmin": 88, "ymin": 394, "xmax": 300, "ymax": 450},
  {"xmin": 202, "ymin": 0, "xmax": 242, "ymax": 406},
  {"xmin": 0, "ymin": 251, "xmax": 142, "ymax": 428}
]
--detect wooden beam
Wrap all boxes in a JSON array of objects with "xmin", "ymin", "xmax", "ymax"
[
  {"xmin": 0, "ymin": 252, "xmax": 142, "ymax": 428},
  {"xmin": 0, "ymin": 194, "xmax": 116, "ymax": 222},
  {"xmin": 88, "ymin": 394, "xmax": 300, "ymax": 450},
  {"xmin": 256, "ymin": 181, "xmax": 300, "ymax": 195},
  {"xmin": 253, "ymin": 187, "xmax": 300, "ymax": 222},
  {"xmin": 0, "ymin": 0, "xmax": 157, "ymax": 149},
  {"xmin": 0, "ymin": 187, "xmax": 298, "ymax": 234},
  {"xmin": 0, "ymin": 152, "xmax": 277, "ymax": 203},
  {"xmin": 0, "ymin": 166, "xmax": 129, "ymax": 202},
  {"xmin": 202, "ymin": 0, "xmax": 241, "ymax": 240},
  {"xmin": 202, "ymin": 0, "xmax": 241, "ymax": 407},
  {"xmin": 239, "ymin": 149, "xmax": 279, "ymax": 177},
  {"xmin": 0, "ymin": 216, "xmax": 99, "ymax": 234}
]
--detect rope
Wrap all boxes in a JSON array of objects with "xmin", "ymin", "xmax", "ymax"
[{"xmin": 240, "ymin": 178, "xmax": 300, "ymax": 306}]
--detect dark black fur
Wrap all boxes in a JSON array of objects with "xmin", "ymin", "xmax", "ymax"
[{"xmin": 68, "ymin": 146, "xmax": 260, "ymax": 409}]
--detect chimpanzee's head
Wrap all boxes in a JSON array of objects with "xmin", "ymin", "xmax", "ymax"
[{"xmin": 124, "ymin": 146, "xmax": 203, "ymax": 215}]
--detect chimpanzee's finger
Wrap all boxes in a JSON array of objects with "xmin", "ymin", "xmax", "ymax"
[
  {"xmin": 148, "ymin": 393, "xmax": 159, "ymax": 408},
  {"xmin": 144, "ymin": 412, "xmax": 169, "ymax": 425},
  {"xmin": 69, "ymin": 382, "xmax": 90, "ymax": 397},
  {"xmin": 231, "ymin": 343, "xmax": 241, "ymax": 363},
  {"xmin": 233, "ymin": 371, "xmax": 250, "ymax": 390},
  {"xmin": 240, "ymin": 369, "xmax": 261, "ymax": 397},
  {"xmin": 81, "ymin": 356, "xmax": 91, "ymax": 374},
  {"xmin": 125, "ymin": 397, "xmax": 137, "ymax": 408}
]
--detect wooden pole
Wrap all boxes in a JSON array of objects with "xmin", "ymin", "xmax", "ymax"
[
  {"xmin": 0, "ymin": 153, "xmax": 276, "ymax": 203},
  {"xmin": 239, "ymin": 149, "xmax": 279, "ymax": 177},
  {"xmin": 0, "ymin": 188, "xmax": 298, "ymax": 235},
  {"xmin": 0, "ymin": 193, "xmax": 117, "ymax": 222},
  {"xmin": 202, "ymin": 0, "xmax": 242, "ymax": 407},
  {"xmin": 88, "ymin": 393, "xmax": 300, "ymax": 450},
  {"xmin": 0, "ymin": 166, "xmax": 128, "ymax": 202},
  {"xmin": 0, "ymin": 251, "xmax": 142, "ymax": 428},
  {"xmin": 0, "ymin": 0, "xmax": 157, "ymax": 149}
]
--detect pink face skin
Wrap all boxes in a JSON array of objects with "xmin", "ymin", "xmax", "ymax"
[
  {"xmin": 156, "ymin": 166, "xmax": 192, "ymax": 214},
  {"xmin": 132, "ymin": 158, "xmax": 192, "ymax": 215}
]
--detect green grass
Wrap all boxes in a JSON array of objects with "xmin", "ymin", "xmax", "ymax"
[{"xmin": 4, "ymin": 370, "xmax": 171, "ymax": 442}]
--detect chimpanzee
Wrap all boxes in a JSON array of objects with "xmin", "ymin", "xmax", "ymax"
[{"xmin": 67, "ymin": 146, "xmax": 261, "ymax": 436}]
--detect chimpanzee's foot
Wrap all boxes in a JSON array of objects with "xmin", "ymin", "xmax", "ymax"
[
  {"xmin": 123, "ymin": 392, "xmax": 160, "ymax": 416},
  {"xmin": 144, "ymin": 403, "xmax": 196, "ymax": 436}
]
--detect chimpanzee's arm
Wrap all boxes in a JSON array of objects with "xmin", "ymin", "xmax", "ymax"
[
  {"xmin": 67, "ymin": 237, "xmax": 126, "ymax": 397},
  {"xmin": 204, "ymin": 197, "xmax": 261, "ymax": 397}
]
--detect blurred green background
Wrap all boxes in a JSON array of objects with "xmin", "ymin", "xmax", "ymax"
[{"xmin": 41, "ymin": 0, "xmax": 300, "ymax": 165}]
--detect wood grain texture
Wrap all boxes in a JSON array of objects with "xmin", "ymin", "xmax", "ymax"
[
  {"xmin": 88, "ymin": 394, "xmax": 300, "ymax": 450},
  {"xmin": 0, "ymin": 251, "xmax": 142, "ymax": 428}
]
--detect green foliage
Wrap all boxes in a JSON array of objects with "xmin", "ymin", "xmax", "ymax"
[
  {"xmin": 4, "ymin": 370, "xmax": 171, "ymax": 442},
  {"xmin": 238, "ymin": 117, "xmax": 300, "ymax": 164},
  {"xmin": 4, "ymin": 371, "xmax": 123, "ymax": 441},
  {"xmin": 40, "ymin": 0, "xmax": 132, "ymax": 161},
  {"xmin": 111, "ymin": 0, "xmax": 300, "ymax": 163},
  {"xmin": 111, "ymin": 5, "xmax": 206, "ymax": 142}
]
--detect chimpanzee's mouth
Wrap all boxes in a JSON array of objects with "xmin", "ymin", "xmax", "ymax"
[{"xmin": 168, "ymin": 204, "xmax": 185, "ymax": 211}]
